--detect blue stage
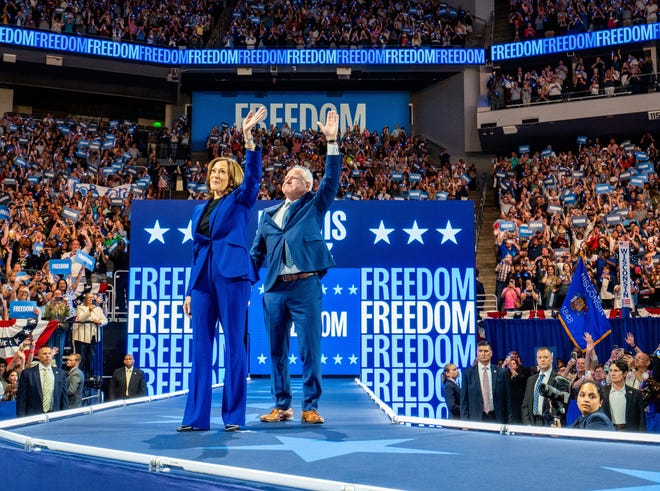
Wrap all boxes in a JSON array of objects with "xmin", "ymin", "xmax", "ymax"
[{"xmin": 1, "ymin": 378, "xmax": 659, "ymax": 491}]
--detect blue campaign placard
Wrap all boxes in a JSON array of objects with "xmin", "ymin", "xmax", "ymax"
[
  {"xmin": 129, "ymin": 200, "xmax": 476, "ymax": 418},
  {"xmin": 49, "ymin": 259, "xmax": 71, "ymax": 276},
  {"xmin": 9, "ymin": 300, "xmax": 37, "ymax": 319}
]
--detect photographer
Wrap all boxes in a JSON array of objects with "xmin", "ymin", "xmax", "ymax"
[
  {"xmin": 522, "ymin": 347, "xmax": 562, "ymax": 426},
  {"xmin": 520, "ymin": 278, "xmax": 541, "ymax": 311}
]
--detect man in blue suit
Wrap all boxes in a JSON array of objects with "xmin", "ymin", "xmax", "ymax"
[
  {"xmin": 460, "ymin": 340, "xmax": 511, "ymax": 423},
  {"xmin": 17, "ymin": 345, "xmax": 68, "ymax": 417},
  {"xmin": 251, "ymin": 109, "xmax": 340, "ymax": 424}
]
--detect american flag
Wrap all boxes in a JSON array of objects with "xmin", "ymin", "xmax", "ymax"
[
  {"xmin": 158, "ymin": 170, "xmax": 169, "ymax": 189},
  {"xmin": 0, "ymin": 319, "xmax": 59, "ymax": 365}
]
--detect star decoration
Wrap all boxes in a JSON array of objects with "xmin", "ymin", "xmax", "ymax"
[
  {"xmin": 208, "ymin": 436, "xmax": 456, "ymax": 463},
  {"xmin": 333, "ymin": 354, "xmax": 343, "ymax": 365},
  {"xmin": 257, "ymin": 354, "xmax": 267, "ymax": 365},
  {"xmin": 288, "ymin": 354, "xmax": 298, "ymax": 364},
  {"xmin": 349, "ymin": 284, "xmax": 358, "ymax": 295},
  {"xmin": 321, "ymin": 284, "xmax": 328, "ymax": 295},
  {"xmin": 333, "ymin": 284, "xmax": 343, "ymax": 295},
  {"xmin": 145, "ymin": 220, "xmax": 170, "ymax": 244},
  {"xmin": 402, "ymin": 220, "xmax": 428, "ymax": 244},
  {"xmin": 437, "ymin": 220, "xmax": 462, "ymax": 245},
  {"xmin": 369, "ymin": 220, "xmax": 395, "ymax": 244},
  {"xmin": 349, "ymin": 354, "xmax": 359, "ymax": 364},
  {"xmin": 258, "ymin": 285, "xmax": 265, "ymax": 294},
  {"xmin": 178, "ymin": 220, "xmax": 193, "ymax": 244},
  {"xmin": 599, "ymin": 467, "xmax": 660, "ymax": 490},
  {"xmin": 321, "ymin": 354, "xmax": 328, "ymax": 364}
]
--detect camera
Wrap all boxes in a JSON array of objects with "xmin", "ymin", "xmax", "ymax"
[{"xmin": 539, "ymin": 375, "xmax": 571, "ymax": 416}]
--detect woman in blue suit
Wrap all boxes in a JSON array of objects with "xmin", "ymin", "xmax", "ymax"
[{"xmin": 178, "ymin": 107, "xmax": 266, "ymax": 433}]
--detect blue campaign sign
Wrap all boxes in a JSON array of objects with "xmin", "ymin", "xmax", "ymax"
[
  {"xmin": 191, "ymin": 92, "xmax": 410, "ymax": 152},
  {"xmin": 9, "ymin": 300, "xmax": 37, "ymax": 319},
  {"xmin": 129, "ymin": 200, "xmax": 476, "ymax": 418},
  {"xmin": 50, "ymin": 259, "xmax": 71, "ymax": 276}
]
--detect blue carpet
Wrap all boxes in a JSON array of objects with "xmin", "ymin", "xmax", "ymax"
[{"xmin": 3, "ymin": 378, "xmax": 660, "ymax": 490}]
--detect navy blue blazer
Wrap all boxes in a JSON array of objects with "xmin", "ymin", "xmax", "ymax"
[
  {"xmin": 460, "ymin": 363, "xmax": 511, "ymax": 423},
  {"xmin": 444, "ymin": 379, "xmax": 461, "ymax": 419},
  {"xmin": 251, "ymin": 153, "xmax": 341, "ymax": 292},
  {"xmin": 571, "ymin": 409, "xmax": 615, "ymax": 430},
  {"xmin": 186, "ymin": 149, "xmax": 262, "ymax": 295},
  {"xmin": 601, "ymin": 384, "xmax": 646, "ymax": 432},
  {"xmin": 16, "ymin": 364, "xmax": 69, "ymax": 417}
]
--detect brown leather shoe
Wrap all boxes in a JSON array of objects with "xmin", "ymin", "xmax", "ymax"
[
  {"xmin": 260, "ymin": 408, "xmax": 294, "ymax": 422},
  {"xmin": 301, "ymin": 410, "xmax": 324, "ymax": 424}
]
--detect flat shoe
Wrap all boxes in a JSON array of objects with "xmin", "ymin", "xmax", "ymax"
[
  {"xmin": 224, "ymin": 424, "xmax": 240, "ymax": 432},
  {"xmin": 176, "ymin": 425, "xmax": 206, "ymax": 432}
]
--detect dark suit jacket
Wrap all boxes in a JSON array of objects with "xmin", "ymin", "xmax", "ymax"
[
  {"xmin": 460, "ymin": 363, "xmax": 511, "ymax": 423},
  {"xmin": 186, "ymin": 148, "xmax": 262, "ymax": 295},
  {"xmin": 109, "ymin": 367, "xmax": 147, "ymax": 401},
  {"xmin": 571, "ymin": 409, "xmax": 615, "ymax": 430},
  {"xmin": 67, "ymin": 366, "xmax": 84, "ymax": 409},
  {"xmin": 251, "ymin": 153, "xmax": 341, "ymax": 292},
  {"xmin": 444, "ymin": 379, "xmax": 461, "ymax": 419},
  {"xmin": 521, "ymin": 370, "xmax": 559, "ymax": 425},
  {"xmin": 16, "ymin": 364, "xmax": 69, "ymax": 417},
  {"xmin": 601, "ymin": 384, "xmax": 646, "ymax": 432}
]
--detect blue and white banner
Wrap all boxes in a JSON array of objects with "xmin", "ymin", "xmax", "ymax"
[
  {"xmin": 577, "ymin": 136, "xmax": 587, "ymax": 145},
  {"xmin": 62, "ymin": 207, "xmax": 80, "ymax": 222},
  {"xmin": 192, "ymin": 92, "xmax": 410, "ymax": 152},
  {"xmin": 49, "ymin": 259, "xmax": 71, "ymax": 276},
  {"xmin": 0, "ymin": 205, "xmax": 9, "ymax": 221},
  {"xmin": 596, "ymin": 183, "xmax": 611, "ymax": 195},
  {"xmin": 571, "ymin": 215, "xmax": 587, "ymax": 227},
  {"xmin": 74, "ymin": 250, "xmax": 96, "ymax": 271},
  {"xmin": 606, "ymin": 213, "xmax": 622, "ymax": 225},
  {"xmin": 518, "ymin": 145, "xmax": 530, "ymax": 154},
  {"xmin": 129, "ymin": 200, "xmax": 476, "ymax": 418},
  {"xmin": 618, "ymin": 241, "xmax": 633, "ymax": 310},
  {"xmin": 9, "ymin": 301, "xmax": 38, "ymax": 319}
]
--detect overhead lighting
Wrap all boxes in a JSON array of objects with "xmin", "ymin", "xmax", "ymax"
[
  {"xmin": 237, "ymin": 67, "xmax": 252, "ymax": 76},
  {"xmin": 45, "ymin": 55, "xmax": 63, "ymax": 66},
  {"xmin": 2, "ymin": 53, "xmax": 16, "ymax": 63},
  {"xmin": 336, "ymin": 67, "xmax": 351, "ymax": 79}
]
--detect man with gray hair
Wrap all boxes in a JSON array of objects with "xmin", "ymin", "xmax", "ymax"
[{"xmin": 251, "ymin": 110, "xmax": 341, "ymax": 425}]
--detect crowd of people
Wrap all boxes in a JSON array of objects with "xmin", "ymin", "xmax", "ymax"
[
  {"xmin": 506, "ymin": 0, "xmax": 660, "ymax": 42},
  {"xmin": 487, "ymin": 50, "xmax": 656, "ymax": 109},
  {"xmin": 444, "ymin": 334, "xmax": 660, "ymax": 432},
  {"xmin": 0, "ymin": 0, "xmax": 221, "ymax": 47},
  {"xmin": 225, "ymin": 0, "xmax": 476, "ymax": 49},
  {"xmin": 492, "ymin": 131, "xmax": 660, "ymax": 312}
]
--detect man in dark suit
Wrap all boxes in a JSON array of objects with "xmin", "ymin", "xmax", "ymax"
[
  {"xmin": 460, "ymin": 340, "xmax": 511, "ymax": 423},
  {"xmin": 521, "ymin": 346, "xmax": 560, "ymax": 426},
  {"xmin": 251, "ymin": 109, "xmax": 340, "ymax": 425},
  {"xmin": 66, "ymin": 353, "xmax": 84, "ymax": 409},
  {"xmin": 109, "ymin": 354, "xmax": 147, "ymax": 400},
  {"xmin": 17, "ymin": 345, "xmax": 69, "ymax": 417},
  {"xmin": 601, "ymin": 359, "xmax": 646, "ymax": 432}
]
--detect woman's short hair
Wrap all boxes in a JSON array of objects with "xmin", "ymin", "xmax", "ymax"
[
  {"xmin": 205, "ymin": 157, "xmax": 244, "ymax": 197},
  {"xmin": 579, "ymin": 379, "xmax": 603, "ymax": 401}
]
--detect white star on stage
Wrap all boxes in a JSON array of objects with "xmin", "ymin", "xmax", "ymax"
[
  {"xmin": 258, "ymin": 285, "xmax": 265, "ymax": 294},
  {"xmin": 349, "ymin": 284, "xmax": 358, "ymax": 295},
  {"xmin": 321, "ymin": 284, "xmax": 328, "ymax": 295},
  {"xmin": 601, "ymin": 467, "xmax": 660, "ymax": 489},
  {"xmin": 257, "ymin": 354, "xmax": 267, "ymax": 364},
  {"xmin": 333, "ymin": 354, "xmax": 343, "ymax": 365},
  {"xmin": 145, "ymin": 220, "xmax": 170, "ymax": 244},
  {"xmin": 288, "ymin": 354, "xmax": 298, "ymax": 364},
  {"xmin": 403, "ymin": 220, "xmax": 428, "ymax": 244},
  {"xmin": 333, "ymin": 284, "xmax": 343, "ymax": 295},
  {"xmin": 437, "ymin": 220, "xmax": 462, "ymax": 244},
  {"xmin": 321, "ymin": 354, "xmax": 328, "ymax": 364},
  {"xmin": 178, "ymin": 220, "xmax": 193, "ymax": 244},
  {"xmin": 206, "ymin": 436, "xmax": 456, "ymax": 463},
  {"xmin": 369, "ymin": 220, "xmax": 395, "ymax": 244},
  {"xmin": 349, "ymin": 354, "xmax": 359, "ymax": 365}
]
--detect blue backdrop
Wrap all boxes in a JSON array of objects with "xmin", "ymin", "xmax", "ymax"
[{"xmin": 129, "ymin": 199, "xmax": 475, "ymax": 418}]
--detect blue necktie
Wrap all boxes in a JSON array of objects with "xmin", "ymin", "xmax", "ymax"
[{"xmin": 533, "ymin": 373, "xmax": 545, "ymax": 415}]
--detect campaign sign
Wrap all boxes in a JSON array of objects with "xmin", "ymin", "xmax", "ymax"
[
  {"xmin": 436, "ymin": 191, "xmax": 448, "ymax": 200},
  {"xmin": 577, "ymin": 136, "xmax": 587, "ymax": 145},
  {"xmin": 130, "ymin": 200, "xmax": 476, "ymax": 418},
  {"xmin": 9, "ymin": 301, "xmax": 37, "ymax": 319},
  {"xmin": 62, "ymin": 207, "xmax": 80, "ymax": 222},
  {"xmin": 518, "ymin": 145, "xmax": 530, "ymax": 154},
  {"xmin": 0, "ymin": 205, "xmax": 9, "ymax": 221},
  {"xmin": 50, "ymin": 259, "xmax": 71, "ymax": 276},
  {"xmin": 595, "ymin": 183, "xmax": 611, "ymax": 195},
  {"xmin": 74, "ymin": 250, "xmax": 96, "ymax": 271}
]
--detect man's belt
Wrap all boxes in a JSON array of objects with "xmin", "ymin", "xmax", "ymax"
[{"xmin": 279, "ymin": 272, "xmax": 318, "ymax": 282}]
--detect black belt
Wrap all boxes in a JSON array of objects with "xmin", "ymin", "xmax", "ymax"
[
  {"xmin": 614, "ymin": 423, "xmax": 627, "ymax": 431},
  {"xmin": 279, "ymin": 272, "xmax": 318, "ymax": 282}
]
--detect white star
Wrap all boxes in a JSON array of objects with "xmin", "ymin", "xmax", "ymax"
[
  {"xmin": 333, "ymin": 354, "xmax": 343, "ymax": 365},
  {"xmin": 288, "ymin": 354, "xmax": 298, "ymax": 364},
  {"xmin": 178, "ymin": 220, "xmax": 193, "ymax": 244},
  {"xmin": 257, "ymin": 354, "xmax": 267, "ymax": 365},
  {"xmin": 349, "ymin": 354, "xmax": 358, "ymax": 364},
  {"xmin": 349, "ymin": 284, "xmax": 358, "ymax": 295},
  {"xmin": 437, "ymin": 220, "xmax": 462, "ymax": 245},
  {"xmin": 258, "ymin": 284, "xmax": 265, "ymax": 294},
  {"xmin": 369, "ymin": 220, "xmax": 395, "ymax": 244},
  {"xmin": 321, "ymin": 354, "xmax": 328, "ymax": 365},
  {"xmin": 145, "ymin": 220, "xmax": 170, "ymax": 244},
  {"xmin": 321, "ymin": 284, "xmax": 328, "ymax": 295},
  {"xmin": 333, "ymin": 284, "xmax": 343, "ymax": 295},
  {"xmin": 402, "ymin": 220, "xmax": 428, "ymax": 244}
]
